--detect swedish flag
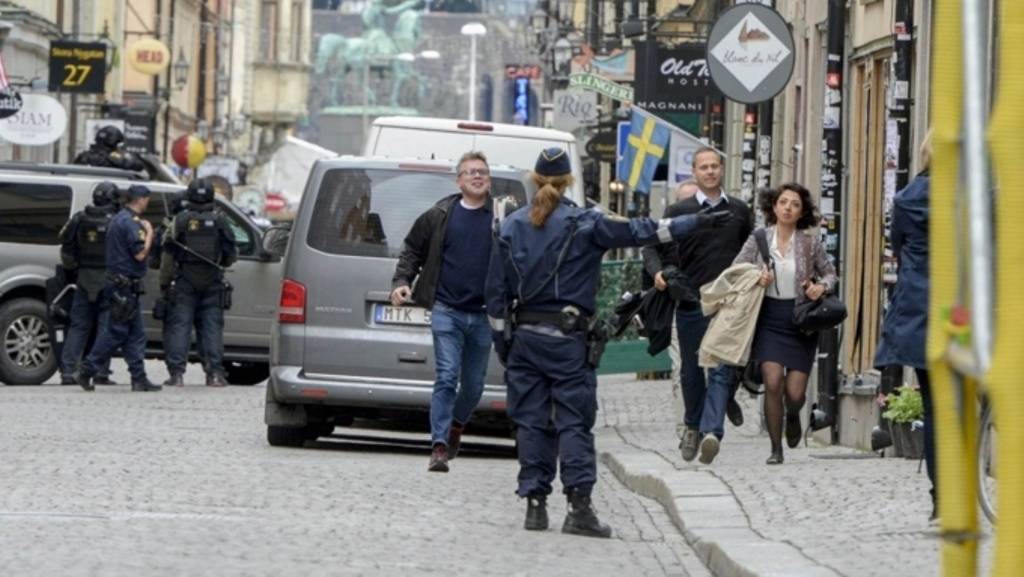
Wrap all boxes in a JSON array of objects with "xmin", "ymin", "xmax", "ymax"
[{"xmin": 617, "ymin": 107, "xmax": 670, "ymax": 194}]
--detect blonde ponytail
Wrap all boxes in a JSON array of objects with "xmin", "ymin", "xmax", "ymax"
[{"xmin": 529, "ymin": 173, "xmax": 575, "ymax": 227}]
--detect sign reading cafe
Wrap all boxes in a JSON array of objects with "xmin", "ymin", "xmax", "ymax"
[{"xmin": 633, "ymin": 42, "xmax": 720, "ymax": 113}]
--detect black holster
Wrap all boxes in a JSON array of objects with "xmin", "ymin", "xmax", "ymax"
[
  {"xmin": 109, "ymin": 288, "xmax": 138, "ymax": 324},
  {"xmin": 585, "ymin": 320, "xmax": 609, "ymax": 369},
  {"xmin": 220, "ymin": 279, "xmax": 233, "ymax": 310},
  {"xmin": 153, "ymin": 297, "xmax": 168, "ymax": 321}
]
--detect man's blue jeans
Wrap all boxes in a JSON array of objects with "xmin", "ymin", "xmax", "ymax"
[
  {"xmin": 429, "ymin": 302, "xmax": 492, "ymax": 446},
  {"xmin": 676, "ymin": 307, "xmax": 735, "ymax": 439}
]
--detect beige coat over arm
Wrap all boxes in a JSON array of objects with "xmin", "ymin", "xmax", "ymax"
[{"xmin": 698, "ymin": 262, "xmax": 766, "ymax": 368}]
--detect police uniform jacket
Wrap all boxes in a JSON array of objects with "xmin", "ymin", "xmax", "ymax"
[
  {"xmin": 485, "ymin": 198, "xmax": 702, "ymax": 326},
  {"xmin": 106, "ymin": 207, "xmax": 151, "ymax": 279}
]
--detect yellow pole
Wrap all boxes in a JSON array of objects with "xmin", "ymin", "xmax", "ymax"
[
  {"xmin": 930, "ymin": 0, "xmax": 978, "ymax": 574},
  {"xmin": 986, "ymin": 0, "xmax": 1024, "ymax": 573}
]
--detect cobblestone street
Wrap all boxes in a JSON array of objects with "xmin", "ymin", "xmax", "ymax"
[
  {"xmin": 596, "ymin": 375, "xmax": 994, "ymax": 577},
  {"xmin": 0, "ymin": 362, "xmax": 709, "ymax": 577}
]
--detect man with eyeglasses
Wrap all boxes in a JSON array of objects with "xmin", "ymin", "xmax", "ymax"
[{"xmin": 391, "ymin": 151, "xmax": 495, "ymax": 473}]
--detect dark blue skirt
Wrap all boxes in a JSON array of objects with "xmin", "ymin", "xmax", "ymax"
[{"xmin": 751, "ymin": 297, "xmax": 818, "ymax": 374}]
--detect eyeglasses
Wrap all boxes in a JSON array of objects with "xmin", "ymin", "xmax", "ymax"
[{"xmin": 458, "ymin": 168, "xmax": 490, "ymax": 177}]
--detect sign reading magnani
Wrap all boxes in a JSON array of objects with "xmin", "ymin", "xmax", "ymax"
[{"xmin": 634, "ymin": 41, "xmax": 720, "ymax": 113}]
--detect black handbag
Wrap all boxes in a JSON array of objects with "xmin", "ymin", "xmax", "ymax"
[{"xmin": 792, "ymin": 294, "xmax": 847, "ymax": 333}]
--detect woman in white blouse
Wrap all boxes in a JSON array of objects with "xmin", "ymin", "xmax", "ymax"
[{"xmin": 733, "ymin": 184, "xmax": 837, "ymax": 464}]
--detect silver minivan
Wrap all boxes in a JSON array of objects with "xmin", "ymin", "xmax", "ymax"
[
  {"xmin": 0, "ymin": 163, "xmax": 282, "ymax": 386},
  {"xmin": 264, "ymin": 156, "xmax": 534, "ymax": 447}
]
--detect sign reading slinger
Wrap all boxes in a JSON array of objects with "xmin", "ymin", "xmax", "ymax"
[
  {"xmin": 374, "ymin": 304, "xmax": 432, "ymax": 326},
  {"xmin": 568, "ymin": 73, "xmax": 634, "ymax": 102}
]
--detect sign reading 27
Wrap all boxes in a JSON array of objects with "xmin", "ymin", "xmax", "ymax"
[{"xmin": 48, "ymin": 41, "xmax": 108, "ymax": 94}]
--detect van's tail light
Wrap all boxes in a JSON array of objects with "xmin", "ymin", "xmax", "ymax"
[{"xmin": 279, "ymin": 278, "xmax": 306, "ymax": 324}]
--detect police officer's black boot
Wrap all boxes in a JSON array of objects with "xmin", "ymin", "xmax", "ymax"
[
  {"xmin": 524, "ymin": 494, "xmax": 548, "ymax": 531},
  {"xmin": 562, "ymin": 489, "xmax": 612, "ymax": 539},
  {"xmin": 131, "ymin": 378, "xmax": 162, "ymax": 392}
]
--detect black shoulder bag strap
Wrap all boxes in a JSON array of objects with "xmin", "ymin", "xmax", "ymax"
[{"xmin": 754, "ymin": 228, "xmax": 778, "ymax": 294}]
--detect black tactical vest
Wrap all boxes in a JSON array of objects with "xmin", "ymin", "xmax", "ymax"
[
  {"xmin": 76, "ymin": 207, "xmax": 113, "ymax": 269},
  {"xmin": 176, "ymin": 206, "xmax": 223, "ymax": 289},
  {"xmin": 180, "ymin": 207, "xmax": 222, "ymax": 264}
]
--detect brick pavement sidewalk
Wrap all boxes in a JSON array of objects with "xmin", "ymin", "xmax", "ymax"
[{"xmin": 594, "ymin": 375, "xmax": 994, "ymax": 577}]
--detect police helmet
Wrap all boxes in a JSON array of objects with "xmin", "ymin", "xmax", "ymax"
[
  {"xmin": 92, "ymin": 181, "xmax": 119, "ymax": 207},
  {"xmin": 185, "ymin": 177, "xmax": 216, "ymax": 204},
  {"xmin": 96, "ymin": 125, "xmax": 125, "ymax": 149}
]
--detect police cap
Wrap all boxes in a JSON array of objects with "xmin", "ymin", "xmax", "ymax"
[
  {"xmin": 185, "ymin": 177, "xmax": 215, "ymax": 204},
  {"xmin": 534, "ymin": 147, "xmax": 571, "ymax": 177},
  {"xmin": 126, "ymin": 184, "xmax": 151, "ymax": 199}
]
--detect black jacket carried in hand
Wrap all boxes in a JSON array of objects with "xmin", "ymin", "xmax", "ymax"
[
  {"xmin": 641, "ymin": 195, "xmax": 753, "ymax": 307},
  {"xmin": 391, "ymin": 194, "xmax": 493, "ymax": 309}
]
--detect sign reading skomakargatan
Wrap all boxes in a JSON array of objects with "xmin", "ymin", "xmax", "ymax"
[
  {"xmin": 48, "ymin": 41, "xmax": 107, "ymax": 94},
  {"xmin": 706, "ymin": 3, "xmax": 794, "ymax": 104}
]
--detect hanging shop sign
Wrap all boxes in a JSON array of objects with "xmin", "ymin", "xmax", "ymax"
[
  {"xmin": 706, "ymin": 3, "xmax": 795, "ymax": 104},
  {"xmin": 552, "ymin": 89, "xmax": 598, "ymax": 132},
  {"xmin": 585, "ymin": 129, "xmax": 617, "ymax": 163},
  {"xmin": 0, "ymin": 88, "xmax": 22, "ymax": 120},
  {"xmin": 48, "ymin": 41, "xmax": 108, "ymax": 94},
  {"xmin": 127, "ymin": 38, "xmax": 170, "ymax": 76},
  {"xmin": 0, "ymin": 93, "xmax": 68, "ymax": 146},
  {"xmin": 568, "ymin": 72, "xmax": 633, "ymax": 102},
  {"xmin": 634, "ymin": 41, "xmax": 719, "ymax": 113}
]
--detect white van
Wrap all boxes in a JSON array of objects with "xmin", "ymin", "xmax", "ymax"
[{"xmin": 363, "ymin": 117, "xmax": 584, "ymax": 204}]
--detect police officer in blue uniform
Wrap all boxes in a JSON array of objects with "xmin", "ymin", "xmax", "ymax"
[
  {"xmin": 162, "ymin": 178, "xmax": 237, "ymax": 387},
  {"xmin": 57, "ymin": 181, "xmax": 121, "ymax": 385},
  {"xmin": 76, "ymin": 184, "xmax": 162, "ymax": 392},
  {"xmin": 485, "ymin": 148, "xmax": 731, "ymax": 537}
]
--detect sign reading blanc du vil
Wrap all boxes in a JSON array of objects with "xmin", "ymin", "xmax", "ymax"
[
  {"xmin": 634, "ymin": 41, "xmax": 719, "ymax": 113},
  {"xmin": 48, "ymin": 41, "xmax": 108, "ymax": 94},
  {"xmin": 707, "ymin": 3, "xmax": 794, "ymax": 104}
]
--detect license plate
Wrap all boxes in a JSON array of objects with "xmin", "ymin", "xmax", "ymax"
[{"xmin": 373, "ymin": 304, "xmax": 432, "ymax": 326}]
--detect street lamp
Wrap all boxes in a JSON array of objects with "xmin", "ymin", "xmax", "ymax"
[
  {"xmin": 173, "ymin": 48, "xmax": 189, "ymax": 89},
  {"xmin": 553, "ymin": 37, "xmax": 573, "ymax": 79},
  {"xmin": 460, "ymin": 22, "xmax": 487, "ymax": 121}
]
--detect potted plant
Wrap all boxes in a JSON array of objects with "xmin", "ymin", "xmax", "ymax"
[{"xmin": 882, "ymin": 386, "xmax": 925, "ymax": 459}]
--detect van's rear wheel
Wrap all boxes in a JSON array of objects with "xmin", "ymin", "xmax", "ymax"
[
  {"xmin": 0, "ymin": 298, "xmax": 57, "ymax": 385},
  {"xmin": 267, "ymin": 425, "xmax": 309, "ymax": 448},
  {"xmin": 225, "ymin": 361, "xmax": 269, "ymax": 385}
]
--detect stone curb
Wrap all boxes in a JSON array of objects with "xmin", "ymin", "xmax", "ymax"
[{"xmin": 596, "ymin": 428, "xmax": 841, "ymax": 577}]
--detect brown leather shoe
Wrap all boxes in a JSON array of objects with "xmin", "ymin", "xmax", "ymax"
[
  {"xmin": 428, "ymin": 443, "xmax": 449, "ymax": 473},
  {"xmin": 447, "ymin": 422, "xmax": 465, "ymax": 459}
]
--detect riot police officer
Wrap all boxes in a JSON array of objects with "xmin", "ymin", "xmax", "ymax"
[
  {"xmin": 73, "ymin": 125, "xmax": 145, "ymax": 172},
  {"xmin": 76, "ymin": 184, "xmax": 162, "ymax": 392},
  {"xmin": 162, "ymin": 177, "xmax": 237, "ymax": 387},
  {"xmin": 57, "ymin": 181, "xmax": 121, "ymax": 385},
  {"xmin": 485, "ymin": 148, "xmax": 731, "ymax": 537}
]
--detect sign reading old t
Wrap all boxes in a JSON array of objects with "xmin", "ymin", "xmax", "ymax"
[
  {"xmin": 706, "ymin": 3, "xmax": 795, "ymax": 104},
  {"xmin": 634, "ymin": 41, "xmax": 719, "ymax": 113},
  {"xmin": 48, "ymin": 41, "xmax": 107, "ymax": 94}
]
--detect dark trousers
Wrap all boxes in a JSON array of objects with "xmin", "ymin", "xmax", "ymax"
[
  {"xmin": 506, "ymin": 327, "xmax": 597, "ymax": 498},
  {"xmin": 676, "ymin": 307, "xmax": 734, "ymax": 438},
  {"xmin": 81, "ymin": 287, "xmax": 146, "ymax": 382},
  {"xmin": 165, "ymin": 277, "xmax": 224, "ymax": 377},
  {"xmin": 60, "ymin": 288, "xmax": 111, "ymax": 378},
  {"xmin": 914, "ymin": 369, "xmax": 936, "ymax": 494}
]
